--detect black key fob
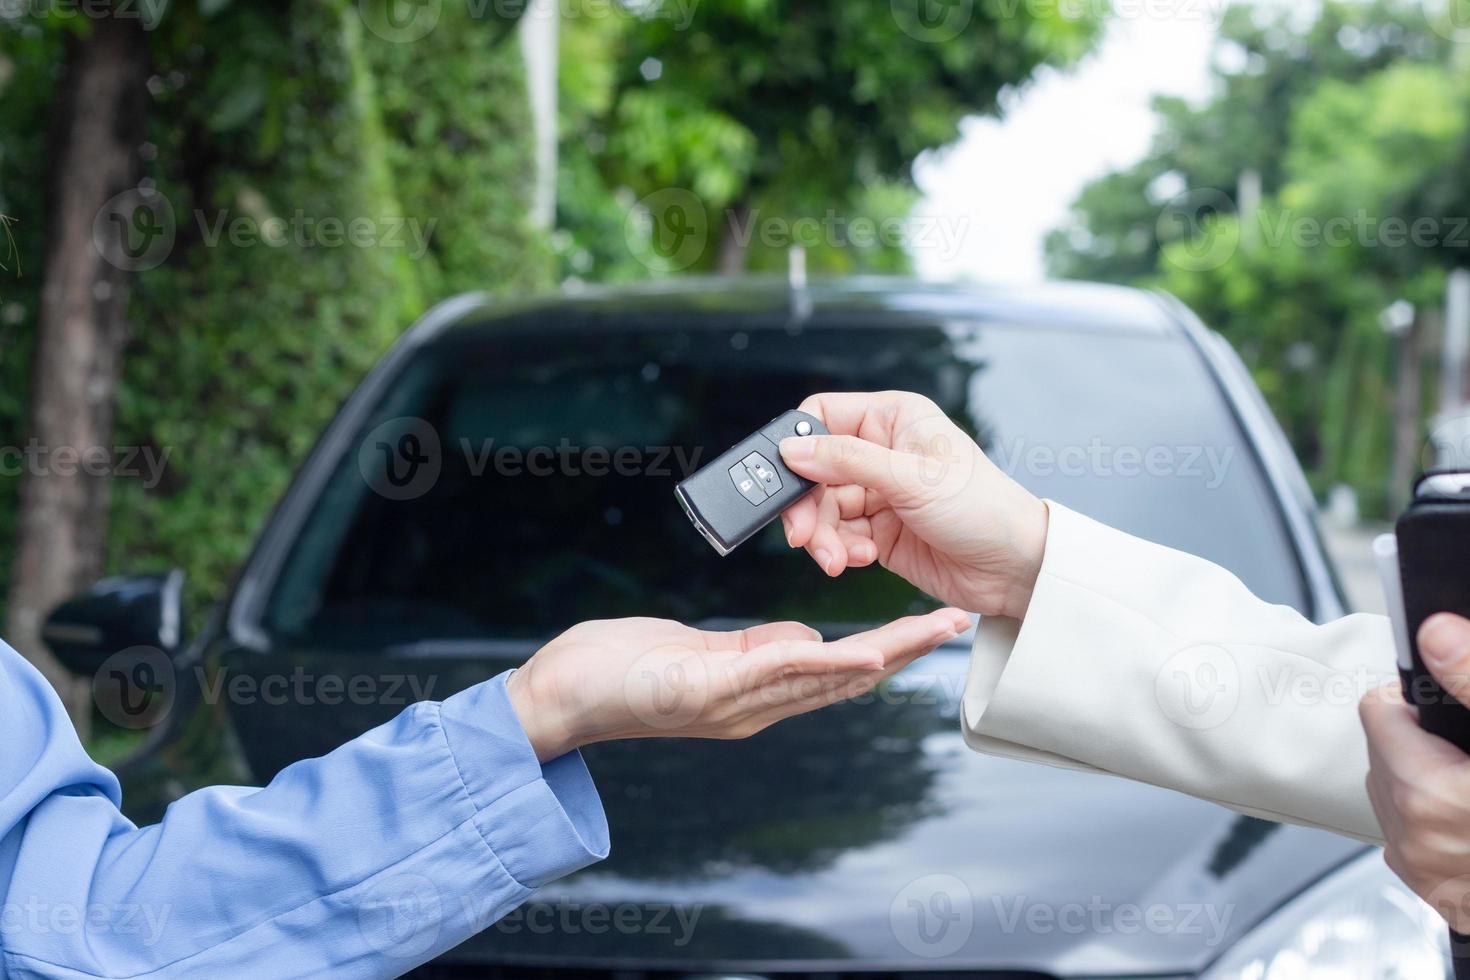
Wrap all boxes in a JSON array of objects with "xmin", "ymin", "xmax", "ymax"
[
  {"xmin": 675, "ymin": 410, "xmax": 829, "ymax": 556},
  {"xmin": 1397, "ymin": 471, "xmax": 1470, "ymax": 750}
]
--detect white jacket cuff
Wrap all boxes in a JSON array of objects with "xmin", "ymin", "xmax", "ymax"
[{"xmin": 962, "ymin": 501, "xmax": 1392, "ymax": 844}]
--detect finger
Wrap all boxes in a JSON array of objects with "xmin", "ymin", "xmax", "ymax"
[
  {"xmin": 842, "ymin": 609, "xmax": 971, "ymax": 666},
  {"xmin": 1360, "ymin": 685, "xmax": 1468, "ymax": 775},
  {"xmin": 779, "ymin": 433, "xmax": 917, "ymax": 501},
  {"xmin": 797, "ymin": 390, "xmax": 920, "ymax": 440},
  {"xmin": 807, "ymin": 488, "xmax": 848, "ymax": 576},
  {"xmin": 783, "ymin": 492, "xmax": 821, "ymax": 548},
  {"xmin": 1419, "ymin": 614, "xmax": 1470, "ymax": 708},
  {"xmin": 831, "ymin": 484, "xmax": 871, "ymax": 520},
  {"xmin": 737, "ymin": 639, "xmax": 885, "ymax": 688},
  {"xmin": 837, "ymin": 526, "xmax": 878, "ymax": 566},
  {"xmin": 700, "ymin": 620, "xmax": 822, "ymax": 652}
]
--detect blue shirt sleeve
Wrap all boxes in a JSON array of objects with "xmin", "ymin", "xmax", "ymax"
[{"xmin": 0, "ymin": 639, "xmax": 609, "ymax": 978}]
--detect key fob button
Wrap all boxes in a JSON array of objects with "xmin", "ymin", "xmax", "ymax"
[
  {"xmin": 741, "ymin": 452, "xmax": 782, "ymax": 493},
  {"xmin": 729, "ymin": 462, "xmax": 769, "ymax": 505}
]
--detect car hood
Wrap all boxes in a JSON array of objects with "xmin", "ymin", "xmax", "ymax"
[{"xmin": 441, "ymin": 647, "xmax": 1363, "ymax": 975}]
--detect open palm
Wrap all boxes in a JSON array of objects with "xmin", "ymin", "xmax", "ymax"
[{"xmin": 507, "ymin": 609, "xmax": 970, "ymax": 761}]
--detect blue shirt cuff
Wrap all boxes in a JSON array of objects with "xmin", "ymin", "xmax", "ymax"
[{"xmin": 438, "ymin": 671, "xmax": 610, "ymax": 888}]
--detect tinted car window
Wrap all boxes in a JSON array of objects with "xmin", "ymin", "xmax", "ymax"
[{"xmin": 262, "ymin": 318, "xmax": 1307, "ymax": 645}]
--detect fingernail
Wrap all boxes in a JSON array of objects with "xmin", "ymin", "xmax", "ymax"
[
  {"xmin": 814, "ymin": 548, "xmax": 833, "ymax": 574},
  {"xmin": 780, "ymin": 437, "xmax": 815, "ymax": 462},
  {"xmin": 854, "ymin": 541, "xmax": 876, "ymax": 562},
  {"xmin": 781, "ymin": 515, "xmax": 793, "ymax": 545},
  {"xmin": 1421, "ymin": 614, "xmax": 1470, "ymax": 669}
]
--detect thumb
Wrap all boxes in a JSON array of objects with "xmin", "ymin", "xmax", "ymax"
[
  {"xmin": 1419, "ymin": 613, "xmax": 1470, "ymax": 709},
  {"xmin": 779, "ymin": 434, "xmax": 915, "ymax": 499}
]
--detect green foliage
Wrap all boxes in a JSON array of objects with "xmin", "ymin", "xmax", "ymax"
[
  {"xmin": 1, "ymin": 0, "xmax": 547, "ymax": 617},
  {"xmin": 363, "ymin": 1, "xmax": 549, "ymax": 297},
  {"xmin": 1047, "ymin": 0, "xmax": 1467, "ymax": 516},
  {"xmin": 0, "ymin": 24, "xmax": 63, "ymax": 616},
  {"xmin": 559, "ymin": 0, "xmax": 1103, "ymax": 280},
  {"xmin": 1046, "ymin": 0, "xmax": 1455, "ymax": 283}
]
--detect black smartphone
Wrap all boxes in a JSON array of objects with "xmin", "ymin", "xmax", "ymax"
[{"xmin": 1396, "ymin": 471, "xmax": 1470, "ymax": 750}]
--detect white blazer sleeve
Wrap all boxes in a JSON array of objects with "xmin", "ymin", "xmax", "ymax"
[{"xmin": 962, "ymin": 501, "xmax": 1394, "ymax": 844}]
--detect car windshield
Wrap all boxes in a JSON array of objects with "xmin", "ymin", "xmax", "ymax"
[{"xmin": 261, "ymin": 317, "xmax": 1308, "ymax": 646}]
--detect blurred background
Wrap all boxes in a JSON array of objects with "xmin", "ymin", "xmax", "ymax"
[{"xmin": 2, "ymin": 0, "xmax": 1469, "ymax": 737}]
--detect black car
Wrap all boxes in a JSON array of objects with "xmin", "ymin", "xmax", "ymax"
[{"xmin": 46, "ymin": 279, "xmax": 1450, "ymax": 977}]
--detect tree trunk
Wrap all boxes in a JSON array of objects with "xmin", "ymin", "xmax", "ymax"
[
  {"xmin": 716, "ymin": 198, "xmax": 751, "ymax": 275},
  {"xmin": 6, "ymin": 12, "xmax": 150, "ymax": 737}
]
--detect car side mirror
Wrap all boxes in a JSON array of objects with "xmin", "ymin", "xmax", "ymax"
[{"xmin": 41, "ymin": 570, "xmax": 185, "ymax": 675}]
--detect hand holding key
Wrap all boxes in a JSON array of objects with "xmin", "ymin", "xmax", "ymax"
[{"xmin": 776, "ymin": 390, "xmax": 1049, "ymax": 620}]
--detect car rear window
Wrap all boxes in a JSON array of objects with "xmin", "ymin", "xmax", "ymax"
[{"xmin": 261, "ymin": 318, "xmax": 1308, "ymax": 645}]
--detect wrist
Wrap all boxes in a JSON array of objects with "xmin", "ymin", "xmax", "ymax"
[
  {"xmin": 1001, "ymin": 496, "xmax": 1048, "ymax": 620},
  {"xmin": 506, "ymin": 662, "xmax": 581, "ymax": 763}
]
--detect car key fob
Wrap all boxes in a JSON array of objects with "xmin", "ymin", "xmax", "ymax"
[
  {"xmin": 675, "ymin": 410, "xmax": 829, "ymax": 555},
  {"xmin": 1395, "ymin": 471, "xmax": 1470, "ymax": 750}
]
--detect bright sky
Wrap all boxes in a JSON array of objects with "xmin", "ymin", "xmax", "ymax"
[{"xmin": 911, "ymin": 3, "xmax": 1233, "ymax": 283}]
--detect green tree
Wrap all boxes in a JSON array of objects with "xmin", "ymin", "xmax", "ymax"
[
  {"xmin": 0, "ymin": 0, "xmax": 547, "ymax": 687},
  {"xmin": 561, "ymin": 0, "xmax": 1102, "ymax": 279},
  {"xmin": 1047, "ymin": 0, "xmax": 1466, "ymax": 515},
  {"xmin": 1046, "ymin": 0, "xmax": 1453, "ymax": 283}
]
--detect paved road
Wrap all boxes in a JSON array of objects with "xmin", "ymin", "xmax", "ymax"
[{"xmin": 1320, "ymin": 521, "xmax": 1391, "ymax": 615}]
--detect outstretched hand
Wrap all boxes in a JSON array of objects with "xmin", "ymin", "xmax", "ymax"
[{"xmin": 506, "ymin": 608, "xmax": 971, "ymax": 761}]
